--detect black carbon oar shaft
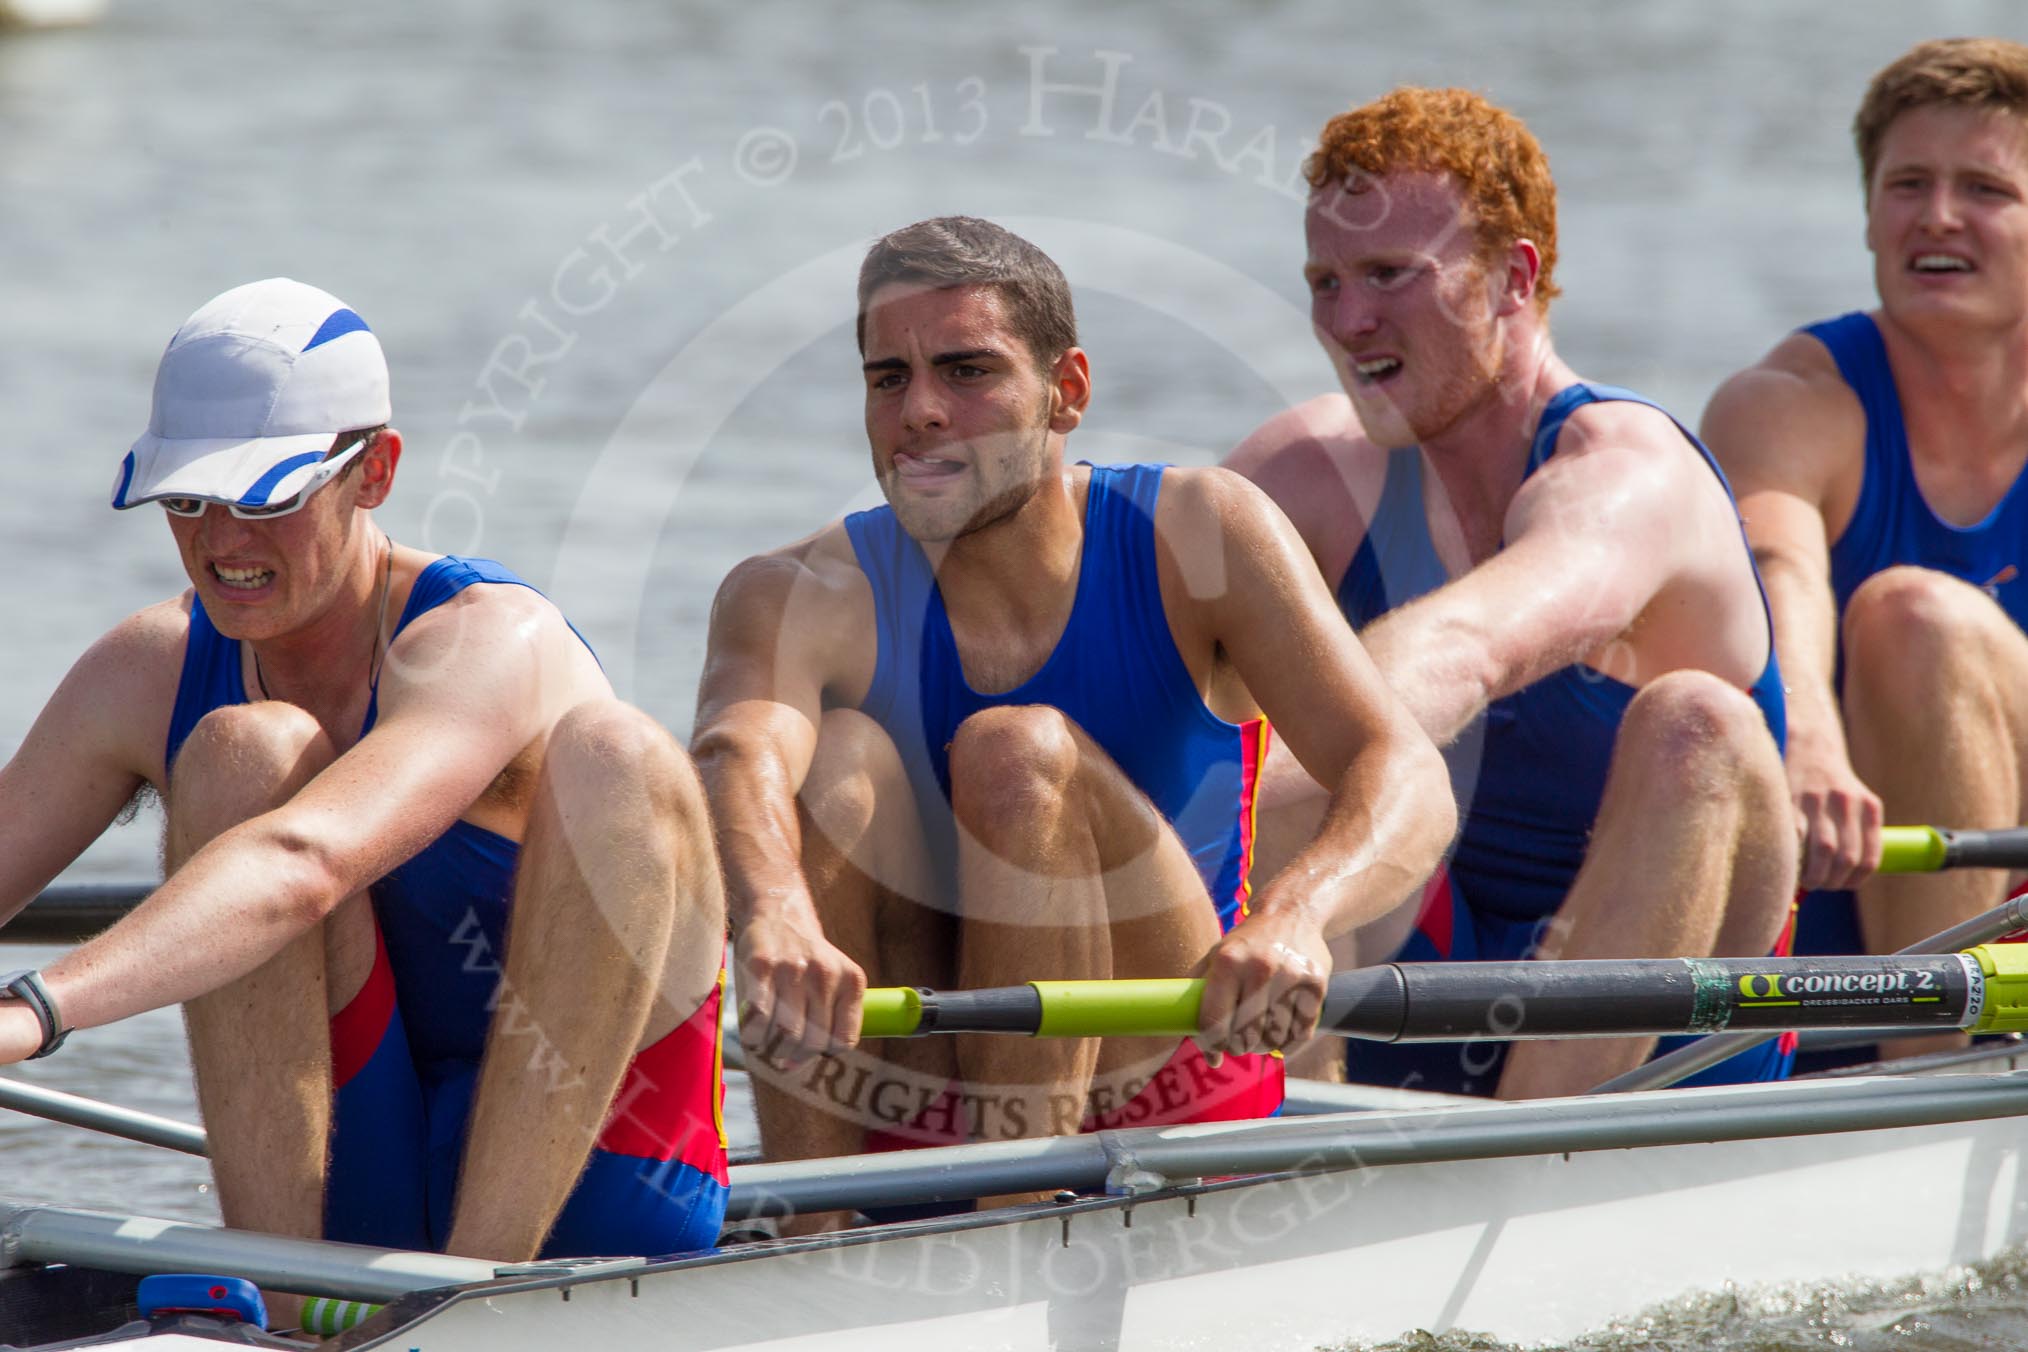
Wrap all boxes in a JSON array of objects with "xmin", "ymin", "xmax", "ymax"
[
  {"xmin": 1940, "ymin": 827, "xmax": 2028, "ymax": 869},
  {"xmin": 1343, "ymin": 953, "xmax": 1984, "ymax": 1042}
]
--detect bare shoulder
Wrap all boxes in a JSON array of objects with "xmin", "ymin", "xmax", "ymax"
[
  {"xmin": 714, "ymin": 520, "xmax": 872, "ymax": 621},
  {"xmin": 1222, "ymin": 394, "xmax": 1387, "ymax": 579},
  {"xmin": 1226, "ymin": 394, "xmax": 1364, "ymax": 472},
  {"xmin": 90, "ymin": 594, "xmax": 196, "ymax": 675},
  {"xmin": 1552, "ymin": 397, "xmax": 1703, "ymax": 471},
  {"xmin": 1514, "ymin": 398, "xmax": 1719, "ymax": 543},
  {"xmin": 1700, "ymin": 331, "xmax": 1865, "ymax": 499},
  {"xmin": 1155, "ymin": 462, "xmax": 1296, "ymax": 544},
  {"xmin": 1152, "ymin": 464, "xmax": 1330, "ymax": 636},
  {"xmin": 706, "ymin": 518, "xmax": 877, "ymax": 697},
  {"xmin": 1540, "ymin": 398, "xmax": 1697, "ymax": 484},
  {"xmin": 1157, "ymin": 459, "xmax": 1257, "ymax": 509},
  {"xmin": 32, "ymin": 595, "xmax": 195, "ymax": 784},
  {"xmin": 59, "ymin": 594, "xmax": 196, "ymax": 708},
  {"xmin": 388, "ymin": 565, "xmax": 581, "ymax": 661},
  {"xmin": 374, "ymin": 561, "xmax": 607, "ymax": 724}
]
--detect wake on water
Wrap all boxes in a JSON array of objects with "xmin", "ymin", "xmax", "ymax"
[{"xmin": 1343, "ymin": 1248, "xmax": 2028, "ymax": 1352}]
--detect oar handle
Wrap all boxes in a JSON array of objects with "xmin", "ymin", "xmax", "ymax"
[
  {"xmin": 1880, "ymin": 826, "xmax": 2028, "ymax": 873},
  {"xmin": 1032, "ymin": 979, "xmax": 1203, "ymax": 1037},
  {"xmin": 859, "ymin": 987, "xmax": 926, "ymax": 1039},
  {"xmin": 860, "ymin": 945, "xmax": 2028, "ymax": 1042},
  {"xmin": 861, "ymin": 980, "xmax": 1210, "ymax": 1038}
]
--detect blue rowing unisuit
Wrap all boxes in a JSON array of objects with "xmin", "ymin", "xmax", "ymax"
[
  {"xmin": 844, "ymin": 463, "xmax": 1283, "ymax": 1127},
  {"xmin": 165, "ymin": 555, "xmax": 728, "ymax": 1258},
  {"xmin": 1816, "ymin": 312, "xmax": 2028, "ymax": 625},
  {"xmin": 1796, "ymin": 312, "xmax": 2028, "ymax": 961},
  {"xmin": 1334, "ymin": 383, "xmax": 1791, "ymax": 1094},
  {"xmin": 845, "ymin": 463, "xmax": 1264, "ymax": 929}
]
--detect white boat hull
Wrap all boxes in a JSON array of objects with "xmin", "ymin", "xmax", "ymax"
[{"xmin": 343, "ymin": 1080, "xmax": 2028, "ymax": 1350}]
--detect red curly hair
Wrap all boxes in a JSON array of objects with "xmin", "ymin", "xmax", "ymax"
[{"xmin": 1305, "ymin": 87, "xmax": 1560, "ymax": 309}]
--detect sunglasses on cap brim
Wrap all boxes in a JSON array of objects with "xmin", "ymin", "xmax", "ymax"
[{"xmin": 158, "ymin": 438, "xmax": 370, "ymax": 521}]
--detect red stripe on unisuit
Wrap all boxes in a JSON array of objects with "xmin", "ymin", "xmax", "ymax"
[
  {"xmin": 1415, "ymin": 866, "xmax": 1455, "ymax": 960},
  {"xmin": 329, "ymin": 923, "xmax": 395, "ymax": 1091},
  {"xmin": 1080, "ymin": 1039, "xmax": 1285, "ymax": 1132},
  {"xmin": 1231, "ymin": 719, "xmax": 1269, "ymax": 927},
  {"xmin": 1773, "ymin": 891, "xmax": 1800, "ymax": 958},
  {"xmin": 595, "ymin": 971, "xmax": 731, "ymax": 1184}
]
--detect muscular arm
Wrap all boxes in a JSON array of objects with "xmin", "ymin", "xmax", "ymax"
[
  {"xmin": 1362, "ymin": 404, "xmax": 1706, "ymax": 748},
  {"xmin": 21, "ymin": 590, "xmax": 572, "ymax": 1048},
  {"xmin": 1223, "ymin": 394, "xmax": 1375, "ymax": 588},
  {"xmin": 1163, "ymin": 469, "xmax": 1455, "ymax": 1054},
  {"xmin": 0, "ymin": 604, "xmax": 182, "ymax": 929},
  {"xmin": 1703, "ymin": 343, "xmax": 1877, "ymax": 887},
  {"xmin": 691, "ymin": 535, "xmax": 870, "ymax": 1061}
]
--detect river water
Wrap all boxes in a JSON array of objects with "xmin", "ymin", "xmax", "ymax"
[{"xmin": 4, "ymin": 1, "xmax": 2028, "ymax": 1346}]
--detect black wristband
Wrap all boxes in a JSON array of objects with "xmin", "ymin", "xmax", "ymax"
[{"xmin": 0, "ymin": 969, "xmax": 71, "ymax": 1059}]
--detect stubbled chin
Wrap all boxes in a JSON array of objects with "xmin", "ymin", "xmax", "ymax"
[{"xmin": 890, "ymin": 506, "xmax": 965, "ymax": 545}]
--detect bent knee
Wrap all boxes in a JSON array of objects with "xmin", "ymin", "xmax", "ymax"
[
  {"xmin": 1844, "ymin": 565, "xmax": 2006, "ymax": 688},
  {"xmin": 549, "ymin": 699, "xmax": 702, "ymax": 816},
  {"xmin": 947, "ymin": 706, "xmax": 1081, "ymax": 815},
  {"xmin": 1617, "ymin": 671, "xmax": 1775, "ymax": 775},
  {"xmin": 171, "ymin": 702, "xmax": 333, "ymax": 793}
]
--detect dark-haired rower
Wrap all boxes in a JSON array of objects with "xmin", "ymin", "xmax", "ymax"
[{"xmin": 695, "ymin": 216, "xmax": 1452, "ymax": 1222}]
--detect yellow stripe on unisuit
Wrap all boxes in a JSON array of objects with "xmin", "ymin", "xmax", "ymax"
[{"xmin": 711, "ymin": 965, "xmax": 729, "ymax": 1151}]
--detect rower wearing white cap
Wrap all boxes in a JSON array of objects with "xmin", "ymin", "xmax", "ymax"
[{"xmin": 0, "ymin": 279, "xmax": 730, "ymax": 1272}]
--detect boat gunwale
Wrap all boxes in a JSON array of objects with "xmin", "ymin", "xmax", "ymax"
[{"xmin": 318, "ymin": 1053, "xmax": 2028, "ymax": 1345}]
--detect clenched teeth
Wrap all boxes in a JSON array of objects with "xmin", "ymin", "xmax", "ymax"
[
  {"xmin": 212, "ymin": 564, "xmax": 274, "ymax": 589},
  {"xmin": 1912, "ymin": 254, "xmax": 1973, "ymax": 272}
]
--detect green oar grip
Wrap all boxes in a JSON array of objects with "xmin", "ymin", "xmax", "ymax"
[
  {"xmin": 1032, "ymin": 978, "xmax": 1203, "ymax": 1038},
  {"xmin": 1879, "ymin": 826, "xmax": 1949, "ymax": 874},
  {"xmin": 858, "ymin": 987, "xmax": 925, "ymax": 1039},
  {"xmin": 1880, "ymin": 826, "xmax": 2028, "ymax": 872},
  {"xmin": 1970, "ymin": 943, "xmax": 2028, "ymax": 1033}
]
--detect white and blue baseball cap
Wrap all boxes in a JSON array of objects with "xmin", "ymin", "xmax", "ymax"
[{"xmin": 111, "ymin": 278, "xmax": 392, "ymax": 511}]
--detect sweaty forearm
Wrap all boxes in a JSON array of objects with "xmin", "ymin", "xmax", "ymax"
[
  {"xmin": 692, "ymin": 732, "xmax": 816, "ymax": 931},
  {"xmin": 1254, "ymin": 730, "xmax": 1456, "ymax": 939},
  {"xmin": 1360, "ymin": 607, "xmax": 1503, "ymax": 749},
  {"xmin": 1756, "ymin": 548, "xmax": 1846, "ymax": 758}
]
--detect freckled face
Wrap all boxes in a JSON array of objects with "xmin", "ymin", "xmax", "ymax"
[
  {"xmin": 163, "ymin": 449, "xmax": 382, "ymax": 642},
  {"xmin": 1866, "ymin": 104, "xmax": 2028, "ymax": 331},
  {"xmin": 1304, "ymin": 171, "xmax": 1506, "ymax": 447},
  {"xmin": 861, "ymin": 283, "xmax": 1059, "ymax": 543}
]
